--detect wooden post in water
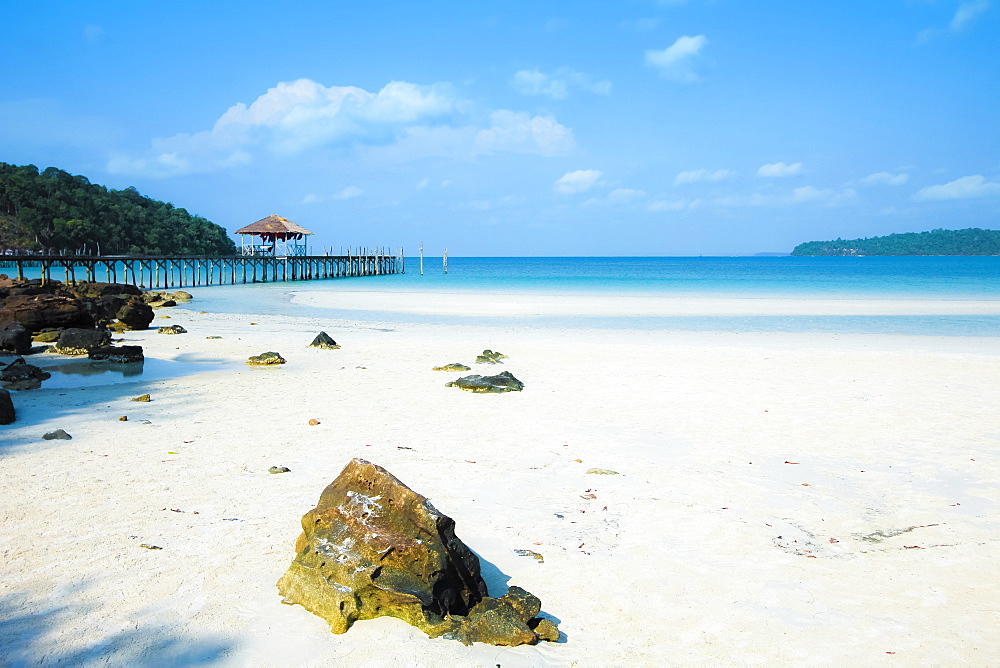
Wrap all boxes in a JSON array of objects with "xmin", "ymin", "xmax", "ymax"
[
  {"xmin": 419, "ymin": 241, "xmax": 424, "ymax": 275},
  {"xmin": 443, "ymin": 248, "xmax": 448, "ymax": 274}
]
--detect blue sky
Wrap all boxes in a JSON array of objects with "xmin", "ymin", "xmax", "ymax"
[{"xmin": 2, "ymin": 1, "xmax": 998, "ymax": 255}]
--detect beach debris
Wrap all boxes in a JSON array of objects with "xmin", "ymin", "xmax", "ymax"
[
  {"xmin": 586, "ymin": 468, "xmax": 619, "ymax": 475},
  {"xmin": 308, "ymin": 331, "xmax": 341, "ymax": 349},
  {"xmin": 269, "ymin": 466, "xmax": 292, "ymax": 474},
  {"xmin": 88, "ymin": 345, "xmax": 144, "ymax": 363},
  {"xmin": 139, "ymin": 543, "xmax": 163, "ymax": 550},
  {"xmin": 514, "ymin": 549, "xmax": 545, "ymax": 563},
  {"xmin": 43, "ymin": 428, "xmax": 72, "ymax": 440},
  {"xmin": 248, "ymin": 351, "xmax": 287, "ymax": 366},
  {"xmin": 157, "ymin": 324, "xmax": 187, "ymax": 335},
  {"xmin": 475, "ymin": 349, "xmax": 508, "ymax": 364},
  {"xmin": 119, "ymin": 416, "xmax": 128, "ymax": 421},
  {"xmin": 206, "ymin": 335, "xmax": 223, "ymax": 339},
  {"xmin": 0, "ymin": 321, "xmax": 32, "ymax": 355},
  {"xmin": 158, "ymin": 314, "xmax": 172, "ymax": 318},
  {"xmin": 308, "ymin": 418, "xmax": 321, "ymax": 426},
  {"xmin": 0, "ymin": 389, "xmax": 14, "ymax": 424},
  {"xmin": 1, "ymin": 357, "xmax": 51, "ymax": 390},
  {"xmin": 55, "ymin": 328, "xmax": 112, "ymax": 356},
  {"xmin": 131, "ymin": 394, "xmax": 152, "ymax": 402},
  {"xmin": 276, "ymin": 457, "xmax": 559, "ymax": 646},
  {"xmin": 446, "ymin": 371, "xmax": 524, "ymax": 393},
  {"xmin": 433, "ymin": 363, "xmax": 471, "ymax": 372},
  {"xmin": 580, "ymin": 493, "xmax": 597, "ymax": 500}
]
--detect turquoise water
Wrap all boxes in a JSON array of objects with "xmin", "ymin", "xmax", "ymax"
[{"xmin": 172, "ymin": 256, "xmax": 1000, "ymax": 337}]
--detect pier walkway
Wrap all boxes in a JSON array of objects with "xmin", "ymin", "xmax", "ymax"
[{"xmin": 0, "ymin": 249, "xmax": 403, "ymax": 289}]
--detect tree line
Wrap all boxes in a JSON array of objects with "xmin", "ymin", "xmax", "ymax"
[
  {"xmin": 0, "ymin": 162, "xmax": 236, "ymax": 256},
  {"xmin": 791, "ymin": 228, "xmax": 1000, "ymax": 256}
]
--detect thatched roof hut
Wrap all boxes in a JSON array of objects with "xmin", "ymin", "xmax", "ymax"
[{"xmin": 235, "ymin": 214, "xmax": 313, "ymax": 241}]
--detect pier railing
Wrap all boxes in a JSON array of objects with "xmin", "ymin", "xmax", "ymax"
[{"xmin": 0, "ymin": 248, "xmax": 404, "ymax": 290}]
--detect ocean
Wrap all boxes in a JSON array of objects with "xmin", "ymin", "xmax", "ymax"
[{"xmin": 173, "ymin": 256, "xmax": 1000, "ymax": 337}]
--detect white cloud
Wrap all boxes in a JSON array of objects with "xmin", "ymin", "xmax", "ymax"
[
  {"xmin": 645, "ymin": 35, "xmax": 707, "ymax": 83},
  {"xmin": 512, "ymin": 68, "xmax": 612, "ymax": 99},
  {"xmin": 914, "ymin": 174, "xmax": 1000, "ymax": 200},
  {"xmin": 715, "ymin": 186, "xmax": 856, "ymax": 208},
  {"xmin": 554, "ymin": 169, "xmax": 603, "ymax": 194},
  {"xmin": 109, "ymin": 78, "xmax": 574, "ymax": 176},
  {"xmin": 332, "ymin": 185, "xmax": 364, "ymax": 200},
  {"xmin": 757, "ymin": 162, "xmax": 803, "ymax": 178},
  {"xmin": 582, "ymin": 188, "xmax": 647, "ymax": 207},
  {"xmin": 860, "ymin": 171, "xmax": 910, "ymax": 186},
  {"xmin": 674, "ymin": 168, "xmax": 735, "ymax": 185},
  {"xmin": 951, "ymin": 0, "xmax": 991, "ymax": 31},
  {"xmin": 647, "ymin": 198, "xmax": 690, "ymax": 211},
  {"xmin": 474, "ymin": 110, "xmax": 575, "ymax": 157}
]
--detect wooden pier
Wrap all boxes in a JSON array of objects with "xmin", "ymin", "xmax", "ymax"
[{"xmin": 0, "ymin": 248, "xmax": 403, "ymax": 289}]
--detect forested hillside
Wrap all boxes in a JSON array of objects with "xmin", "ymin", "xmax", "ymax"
[
  {"xmin": 791, "ymin": 228, "xmax": 1000, "ymax": 256},
  {"xmin": 0, "ymin": 162, "xmax": 236, "ymax": 255}
]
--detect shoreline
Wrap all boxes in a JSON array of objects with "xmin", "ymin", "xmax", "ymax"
[{"xmin": 2, "ymin": 296, "xmax": 998, "ymax": 665}]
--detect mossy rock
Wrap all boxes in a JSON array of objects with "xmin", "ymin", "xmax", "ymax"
[
  {"xmin": 248, "ymin": 351, "xmax": 286, "ymax": 366},
  {"xmin": 433, "ymin": 363, "xmax": 471, "ymax": 372},
  {"xmin": 475, "ymin": 349, "xmax": 508, "ymax": 364}
]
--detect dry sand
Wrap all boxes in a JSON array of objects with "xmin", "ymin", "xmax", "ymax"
[{"xmin": 1, "ymin": 294, "xmax": 998, "ymax": 666}]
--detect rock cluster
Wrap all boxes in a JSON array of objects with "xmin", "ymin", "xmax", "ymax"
[
  {"xmin": 0, "ymin": 278, "xmax": 154, "ymax": 334},
  {"xmin": 446, "ymin": 371, "xmax": 524, "ymax": 393},
  {"xmin": 277, "ymin": 458, "xmax": 558, "ymax": 646}
]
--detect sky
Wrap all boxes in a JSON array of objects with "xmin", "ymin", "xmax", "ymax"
[{"xmin": 2, "ymin": 1, "xmax": 998, "ymax": 256}]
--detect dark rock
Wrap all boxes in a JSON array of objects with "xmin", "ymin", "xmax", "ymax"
[
  {"xmin": 248, "ymin": 351, "xmax": 286, "ymax": 366},
  {"xmin": 0, "ymin": 293, "xmax": 94, "ymax": 331},
  {"xmin": 308, "ymin": 331, "xmax": 340, "ymax": 349},
  {"xmin": 276, "ymin": 458, "xmax": 557, "ymax": 646},
  {"xmin": 55, "ymin": 328, "xmax": 112, "ymax": 356},
  {"xmin": 0, "ymin": 357, "xmax": 52, "ymax": 390},
  {"xmin": 114, "ymin": 300, "xmax": 154, "ymax": 330},
  {"xmin": 433, "ymin": 363, "xmax": 471, "ymax": 372},
  {"xmin": 0, "ymin": 321, "xmax": 32, "ymax": 355},
  {"xmin": 155, "ymin": 300, "xmax": 178, "ymax": 308},
  {"xmin": 43, "ymin": 429, "xmax": 72, "ymax": 440},
  {"xmin": 446, "ymin": 371, "xmax": 524, "ymax": 393},
  {"xmin": 157, "ymin": 324, "xmax": 187, "ymax": 335},
  {"xmin": 269, "ymin": 466, "xmax": 291, "ymax": 474},
  {"xmin": 475, "ymin": 350, "xmax": 508, "ymax": 364},
  {"xmin": 88, "ymin": 345, "xmax": 144, "ymax": 363},
  {"xmin": 0, "ymin": 389, "xmax": 14, "ymax": 424}
]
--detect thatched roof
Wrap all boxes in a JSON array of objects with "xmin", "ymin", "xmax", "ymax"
[{"xmin": 235, "ymin": 215, "xmax": 313, "ymax": 236}]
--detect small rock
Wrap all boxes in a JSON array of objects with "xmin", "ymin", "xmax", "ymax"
[
  {"xmin": 205, "ymin": 336, "xmax": 222, "ymax": 339},
  {"xmin": 446, "ymin": 371, "xmax": 524, "ymax": 393},
  {"xmin": 433, "ymin": 363, "xmax": 471, "ymax": 372},
  {"xmin": 248, "ymin": 351, "xmax": 286, "ymax": 366},
  {"xmin": 139, "ymin": 544, "xmax": 162, "ymax": 550},
  {"xmin": 269, "ymin": 466, "xmax": 291, "ymax": 474},
  {"xmin": 55, "ymin": 328, "xmax": 112, "ymax": 356},
  {"xmin": 131, "ymin": 394, "xmax": 152, "ymax": 402},
  {"xmin": 43, "ymin": 429, "xmax": 72, "ymax": 440},
  {"xmin": 308, "ymin": 418, "xmax": 321, "ymax": 426},
  {"xmin": 308, "ymin": 331, "xmax": 340, "ymax": 349},
  {"xmin": 157, "ymin": 324, "xmax": 187, "ymax": 335},
  {"xmin": 0, "ymin": 321, "xmax": 31, "ymax": 355},
  {"xmin": 475, "ymin": 349, "xmax": 508, "ymax": 364},
  {"xmin": 514, "ymin": 549, "xmax": 545, "ymax": 563},
  {"xmin": 586, "ymin": 468, "xmax": 620, "ymax": 475},
  {"xmin": 32, "ymin": 330, "xmax": 62, "ymax": 343},
  {"xmin": 119, "ymin": 416, "xmax": 128, "ymax": 421}
]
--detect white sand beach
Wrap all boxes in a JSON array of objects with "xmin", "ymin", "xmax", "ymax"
[{"xmin": 2, "ymin": 293, "xmax": 999, "ymax": 666}]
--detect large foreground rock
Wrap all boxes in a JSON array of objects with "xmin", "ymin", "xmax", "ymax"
[
  {"xmin": 446, "ymin": 371, "xmax": 524, "ymax": 393},
  {"xmin": 276, "ymin": 458, "xmax": 558, "ymax": 646},
  {"xmin": 0, "ymin": 293, "xmax": 94, "ymax": 331},
  {"xmin": 0, "ymin": 388, "xmax": 14, "ymax": 424}
]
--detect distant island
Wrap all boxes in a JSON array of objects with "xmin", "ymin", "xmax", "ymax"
[
  {"xmin": 0, "ymin": 162, "xmax": 236, "ymax": 256},
  {"xmin": 791, "ymin": 228, "xmax": 1000, "ymax": 256}
]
